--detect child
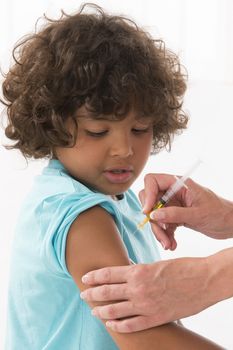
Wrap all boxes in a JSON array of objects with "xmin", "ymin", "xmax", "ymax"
[{"xmin": 2, "ymin": 3, "xmax": 223, "ymax": 349}]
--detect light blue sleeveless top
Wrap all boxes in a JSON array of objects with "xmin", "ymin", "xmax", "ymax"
[{"xmin": 6, "ymin": 160, "xmax": 160, "ymax": 350}]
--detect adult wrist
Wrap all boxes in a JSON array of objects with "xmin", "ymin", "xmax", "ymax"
[
  {"xmin": 219, "ymin": 198, "xmax": 233, "ymax": 238},
  {"xmin": 206, "ymin": 248, "xmax": 233, "ymax": 305}
]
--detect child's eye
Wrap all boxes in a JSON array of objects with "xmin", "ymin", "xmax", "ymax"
[
  {"xmin": 132, "ymin": 128, "xmax": 150, "ymax": 134},
  {"xmin": 85, "ymin": 130, "xmax": 108, "ymax": 137}
]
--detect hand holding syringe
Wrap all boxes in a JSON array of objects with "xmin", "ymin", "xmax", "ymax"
[{"xmin": 138, "ymin": 159, "xmax": 202, "ymax": 229}]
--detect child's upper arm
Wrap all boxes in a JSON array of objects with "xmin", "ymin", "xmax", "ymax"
[
  {"xmin": 66, "ymin": 205, "xmax": 130, "ymax": 280},
  {"xmin": 65, "ymin": 205, "xmax": 222, "ymax": 350}
]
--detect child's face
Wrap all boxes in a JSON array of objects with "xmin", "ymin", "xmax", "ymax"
[{"xmin": 55, "ymin": 107, "xmax": 153, "ymax": 195}]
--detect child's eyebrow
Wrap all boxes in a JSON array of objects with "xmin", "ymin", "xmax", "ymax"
[
  {"xmin": 75, "ymin": 110, "xmax": 105, "ymax": 120},
  {"xmin": 75, "ymin": 110, "xmax": 154, "ymax": 123},
  {"xmin": 76, "ymin": 115, "xmax": 107, "ymax": 122}
]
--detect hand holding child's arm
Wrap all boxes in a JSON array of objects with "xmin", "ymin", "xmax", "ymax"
[
  {"xmin": 82, "ymin": 249, "xmax": 233, "ymax": 334},
  {"xmin": 80, "ymin": 173, "xmax": 233, "ymax": 335},
  {"xmin": 66, "ymin": 206, "xmax": 223, "ymax": 349}
]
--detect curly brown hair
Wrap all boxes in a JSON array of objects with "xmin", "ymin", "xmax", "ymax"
[{"xmin": 1, "ymin": 3, "xmax": 188, "ymax": 159}]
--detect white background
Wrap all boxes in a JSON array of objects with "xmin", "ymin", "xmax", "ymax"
[{"xmin": 1, "ymin": 0, "xmax": 233, "ymax": 348}]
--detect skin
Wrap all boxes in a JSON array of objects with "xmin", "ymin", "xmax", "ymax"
[
  {"xmin": 56, "ymin": 107, "xmax": 153, "ymax": 196},
  {"xmin": 81, "ymin": 174, "xmax": 233, "ymax": 333},
  {"xmin": 66, "ymin": 206, "xmax": 223, "ymax": 349},
  {"xmin": 56, "ymin": 107, "xmax": 223, "ymax": 348},
  {"xmin": 142, "ymin": 175, "xmax": 233, "ymax": 247}
]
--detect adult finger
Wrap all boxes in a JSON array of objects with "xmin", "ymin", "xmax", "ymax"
[
  {"xmin": 165, "ymin": 226, "xmax": 177, "ymax": 251},
  {"xmin": 139, "ymin": 188, "xmax": 164, "ymax": 212},
  {"xmin": 143, "ymin": 174, "xmax": 179, "ymax": 214},
  {"xmin": 138, "ymin": 189, "xmax": 145, "ymax": 208},
  {"xmin": 143, "ymin": 174, "xmax": 160, "ymax": 213},
  {"xmin": 150, "ymin": 206, "xmax": 197, "ymax": 225},
  {"xmin": 92, "ymin": 301, "xmax": 136, "ymax": 320},
  {"xmin": 80, "ymin": 283, "xmax": 129, "ymax": 302},
  {"xmin": 82, "ymin": 265, "xmax": 131, "ymax": 285},
  {"xmin": 106, "ymin": 315, "xmax": 158, "ymax": 333},
  {"xmin": 150, "ymin": 221, "xmax": 174, "ymax": 250}
]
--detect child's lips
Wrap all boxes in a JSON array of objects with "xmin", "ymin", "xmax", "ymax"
[{"xmin": 103, "ymin": 168, "xmax": 133, "ymax": 184}]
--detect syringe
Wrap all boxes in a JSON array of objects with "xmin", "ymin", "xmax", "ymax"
[{"xmin": 138, "ymin": 159, "xmax": 202, "ymax": 229}]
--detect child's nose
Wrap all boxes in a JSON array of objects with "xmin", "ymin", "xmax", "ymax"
[{"xmin": 109, "ymin": 134, "xmax": 133, "ymax": 158}]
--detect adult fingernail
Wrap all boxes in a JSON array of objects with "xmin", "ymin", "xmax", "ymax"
[
  {"xmin": 158, "ymin": 222, "xmax": 167, "ymax": 230},
  {"xmin": 80, "ymin": 291, "xmax": 86, "ymax": 299},
  {"xmin": 106, "ymin": 321, "xmax": 114, "ymax": 328},
  {"xmin": 150, "ymin": 209, "xmax": 165, "ymax": 220},
  {"xmin": 161, "ymin": 242, "xmax": 166, "ymax": 250},
  {"xmin": 82, "ymin": 274, "xmax": 90, "ymax": 284},
  {"xmin": 91, "ymin": 308, "xmax": 98, "ymax": 316}
]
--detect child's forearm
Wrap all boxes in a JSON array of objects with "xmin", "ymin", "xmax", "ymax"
[{"xmin": 109, "ymin": 321, "xmax": 224, "ymax": 350}]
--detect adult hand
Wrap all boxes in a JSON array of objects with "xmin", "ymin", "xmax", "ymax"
[
  {"xmin": 81, "ymin": 174, "xmax": 233, "ymax": 333},
  {"xmin": 140, "ymin": 174, "xmax": 233, "ymax": 250},
  {"xmin": 81, "ymin": 248, "xmax": 233, "ymax": 332},
  {"xmin": 81, "ymin": 255, "xmax": 220, "ymax": 332}
]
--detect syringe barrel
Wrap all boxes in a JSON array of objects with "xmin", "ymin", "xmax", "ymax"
[{"xmin": 161, "ymin": 178, "xmax": 185, "ymax": 203}]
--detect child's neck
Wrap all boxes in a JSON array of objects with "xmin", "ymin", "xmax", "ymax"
[{"xmin": 112, "ymin": 194, "xmax": 124, "ymax": 201}]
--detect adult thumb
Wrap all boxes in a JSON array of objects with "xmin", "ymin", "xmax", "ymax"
[{"xmin": 150, "ymin": 206, "xmax": 195, "ymax": 226}]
